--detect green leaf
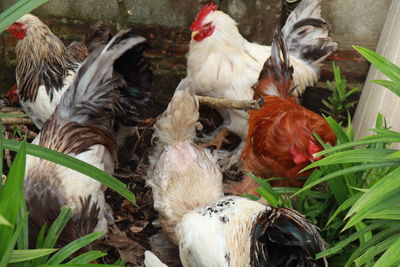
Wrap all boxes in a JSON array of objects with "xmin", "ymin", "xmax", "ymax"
[
  {"xmin": 0, "ymin": 140, "xmax": 26, "ymax": 258},
  {"xmin": 0, "ymin": 0, "xmax": 49, "ymax": 33},
  {"xmin": 8, "ymin": 248, "xmax": 58, "ymax": 263},
  {"xmin": 47, "ymin": 231, "xmax": 106, "ymax": 264},
  {"xmin": 326, "ymin": 192, "xmax": 362, "ymax": 226},
  {"xmin": 293, "ymin": 162, "xmax": 399, "ymax": 197},
  {"xmin": 43, "ymin": 207, "xmax": 72, "ymax": 249},
  {"xmin": 344, "ymin": 167, "xmax": 400, "ymax": 230},
  {"xmin": 326, "ymin": 117, "xmax": 350, "ymax": 144},
  {"xmin": 373, "ymin": 236, "xmax": 400, "ymax": 267},
  {"xmin": 33, "ymin": 207, "xmax": 72, "ymax": 265},
  {"xmin": 3, "ymin": 138, "xmax": 135, "ymax": 204},
  {"xmin": 353, "ymin": 45, "xmax": 400, "ymax": 85},
  {"xmin": 316, "ymin": 221, "xmax": 388, "ymax": 259},
  {"xmin": 354, "ymin": 235, "xmax": 399, "ymax": 267},
  {"xmin": 67, "ymin": 251, "xmax": 107, "ymax": 264},
  {"xmin": 346, "ymin": 223, "xmax": 400, "ymax": 265},
  {"xmin": 0, "ymin": 214, "xmax": 28, "ymax": 266},
  {"xmin": 372, "ymin": 80, "xmax": 400, "ymax": 97},
  {"xmin": 303, "ymin": 149, "xmax": 396, "ymax": 171},
  {"xmin": 0, "ymin": 214, "xmax": 11, "ymax": 227},
  {"xmin": 313, "ymin": 134, "xmax": 400, "ymax": 158}
]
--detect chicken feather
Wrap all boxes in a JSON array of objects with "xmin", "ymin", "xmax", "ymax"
[
  {"xmin": 24, "ymin": 30, "xmax": 146, "ymax": 248},
  {"xmin": 237, "ymin": 31, "xmax": 336, "ymax": 194},
  {"xmin": 146, "ymin": 80, "xmax": 327, "ymax": 267},
  {"xmin": 186, "ymin": 0, "xmax": 337, "ymax": 169}
]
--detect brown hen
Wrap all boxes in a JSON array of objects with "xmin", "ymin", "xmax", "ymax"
[{"xmin": 234, "ymin": 31, "xmax": 336, "ymax": 195}]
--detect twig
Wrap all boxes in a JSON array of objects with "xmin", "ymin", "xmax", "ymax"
[
  {"xmin": 132, "ymin": 118, "xmax": 156, "ymax": 153},
  {"xmin": 196, "ymin": 95, "xmax": 264, "ymax": 111},
  {"xmin": 1, "ymin": 107, "xmax": 23, "ymax": 113},
  {"xmin": 2, "ymin": 117, "xmax": 34, "ymax": 126},
  {"xmin": 116, "ymin": 0, "xmax": 129, "ymax": 30}
]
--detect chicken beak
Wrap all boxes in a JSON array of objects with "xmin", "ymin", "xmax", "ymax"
[{"xmin": 191, "ymin": 31, "xmax": 199, "ymax": 39}]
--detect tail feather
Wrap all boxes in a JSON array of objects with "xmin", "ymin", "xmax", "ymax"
[
  {"xmin": 58, "ymin": 30, "xmax": 146, "ymax": 125},
  {"xmin": 251, "ymin": 207, "xmax": 327, "ymax": 267},
  {"xmin": 254, "ymin": 31, "xmax": 294, "ymax": 99},
  {"xmin": 153, "ymin": 78, "xmax": 199, "ymax": 145},
  {"xmin": 282, "ymin": 0, "xmax": 337, "ymax": 66},
  {"xmin": 144, "ymin": 251, "xmax": 168, "ymax": 267}
]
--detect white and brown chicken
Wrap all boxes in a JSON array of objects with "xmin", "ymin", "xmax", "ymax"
[
  {"xmin": 23, "ymin": 30, "xmax": 146, "ymax": 247},
  {"xmin": 6, "ymin": 14, "xmax": 151, "ymax": 130},
  {"xmin": 145, "ymin": 79, "xmax": 327, "ymax": 266},
  {"xmin": 186, "ymin": 0, "xmax": 337, "ymax": 168}
]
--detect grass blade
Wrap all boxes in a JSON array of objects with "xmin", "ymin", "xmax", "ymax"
[
  {"xmin": 3, "ymin": 138, "xmax": 135, "ymax": 203},
  {"xmin": 66, "ymin": 251, "xmax": 107, "ymax": 264},
  {"xmin": 0, "ymin": 140, "xmax": 26, "ymax": 258},
  {"xmin": 373, "ymin": 236, "xmax": 400, "ymax": 267},
  {"xmin": 47, "ymin": 231, "xmax": 106, "ymax": 264},
  {"xmin": 0, "ymin": 0, "xmax": 49, "ymax": 33},
  {"xmin": 8, "ymin": 248, "xmax": 58, "ymax": 263}
]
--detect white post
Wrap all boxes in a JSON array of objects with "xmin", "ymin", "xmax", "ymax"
[{"xmin": 353, "ymin": 0, "xmax": 400, "ymax": 140}]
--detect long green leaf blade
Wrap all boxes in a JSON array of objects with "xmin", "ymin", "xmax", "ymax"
[
  {"xmin": 0, "ymin": 140, "xmax": 26, "ymax": 258},
  {"xmin": 8, "ymin": 249, "xmax": 58, "ymax": 263},
  {"xmin": 47, "ymin": 231, "xmax": 106, "ymax": 264},
  {"xmin": 0, "ymin": 0, "xmax": 49, "ymax": 33},
  {"xmin": 3, "ymin": 139, "xmax": 135, "ymax": 203}
]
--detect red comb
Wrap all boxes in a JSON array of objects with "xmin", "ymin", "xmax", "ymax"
[{"xmin": 190, "ymin": 3, "xmax": 218, "ymax": 31}]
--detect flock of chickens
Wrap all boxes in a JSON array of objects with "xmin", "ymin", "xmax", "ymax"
[{"xmin": 5, "ymin": 0, "xmax": 339, "ymax": 266}]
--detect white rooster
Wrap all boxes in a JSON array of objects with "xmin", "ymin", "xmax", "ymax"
[
  {"xmin": 186, "ymin": 0, "xmax": 337, "ymax": 168},
  {"xmin": 145, "ymin": 80, "xmax": 327, "ymax": 266}
]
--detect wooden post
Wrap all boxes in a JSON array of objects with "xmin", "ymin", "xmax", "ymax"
[{"xmin": 353, "ymin": 1, "xmax": 400, "ymax": 140}]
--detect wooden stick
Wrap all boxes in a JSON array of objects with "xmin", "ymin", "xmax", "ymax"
[
  {"xmin": 116, "ymin": 0, "xmax": 129, "ymax": 31},
  {"xmin": 2, "ymin": 117, "xmax": 34, "ymax": 126},
  {"xmin": 196, "ymin": 95, "xmax": 264, "ymax": 111}
]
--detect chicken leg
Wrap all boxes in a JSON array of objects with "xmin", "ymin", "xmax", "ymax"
[{"xmin": 201, "ymin": 127, "xmax": 230, "ymax": 150}]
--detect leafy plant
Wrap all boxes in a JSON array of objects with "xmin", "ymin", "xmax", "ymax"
[
  {"xmin": 252, "ymin": 47, "xmax": 400, "ymax": 266},
  {"xmin": 322, "ymin": 63, "xmax": 360, "ymax": 122}
]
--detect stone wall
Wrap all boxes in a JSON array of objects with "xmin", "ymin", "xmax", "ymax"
[{"xmin": 0, "ymin": 0, "xmax": 391, "ymax": 103}]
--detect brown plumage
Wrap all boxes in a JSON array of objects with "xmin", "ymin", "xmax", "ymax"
[
  {"xmin": 66, "ymin": 21, "xmax": 113, "ymax": 62},
  {"xmin": 24, "ymin": 30, "xmax": 147, "ymax": 248},
  {"xmin": 234, "ymin": 31, "xmax": 336, "ymax": 194},
  {"xmin": 12, "ymin": 15, "xmax": 78, "ymax": 102}
]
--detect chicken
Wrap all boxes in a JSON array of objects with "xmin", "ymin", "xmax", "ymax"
[
  {"xmin": 7, "ymin": 14, "xmax": 80, "ymax": 129},
  {"xmin": 235, "ymin": 31, "xmax": 336, "ymax": 195},
  {"xmin": 146, "ymin": 80, "xmax": 327, "ymax": 266},
  {"xmin": 147, "ymin": 79, "xmax": 224, "ymax": 245},
  {"xmin": 24, "ymin": 30, "xmax": 146, "ymax": 247},
  {"xmin": 7, "ymin": 15, "xmax": 151, "ymax": 130},
  {"xmin": 66, "ymin": 21, "xmax": 113, "ymax": 62},
  {"xmin": 186, "ymin": 0, "xmax": 337, "ymax": 169}
]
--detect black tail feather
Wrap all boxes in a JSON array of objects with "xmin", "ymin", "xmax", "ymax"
[{"xmin": 250, "ymin": 207, "xmax": 327, "ymax": 267}]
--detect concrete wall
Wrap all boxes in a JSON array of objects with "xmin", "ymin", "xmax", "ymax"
[{"xmin": 0, "ymin": 0, "xmax": 392, "ymax": 102}]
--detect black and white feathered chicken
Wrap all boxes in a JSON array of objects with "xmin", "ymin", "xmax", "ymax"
[
  {"xmin": 145, "ymin": 79, "xmax": 327, "ymax": 266},
  {"xmin": 23, "ymin": 30, "xmax": 146, "ymax": 247}
]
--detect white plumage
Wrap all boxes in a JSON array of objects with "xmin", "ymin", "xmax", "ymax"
[
  {"xmin": 186, "ymin": 0, "xmax": 337, "ymax": 168},
  {"xmin": 146, "ymin": 80, "xmax": 327, "ymax": 267}
]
